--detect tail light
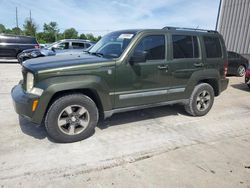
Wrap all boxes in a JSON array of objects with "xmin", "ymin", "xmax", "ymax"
[
  {"xmin": 246, "ymin": 69, "xmax": 250, "ymax": 77},
  {"xmin": 224, "ymin": 60, "xmax": 228, "ymax": 78},
  {"xmin": 34, "ymin": 44, "xmax": 40, "ymax": 49}
]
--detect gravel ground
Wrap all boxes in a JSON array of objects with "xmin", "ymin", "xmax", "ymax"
[{"xmin": 0, "ymin": 63, "xmax": 249, "ymax": 188}]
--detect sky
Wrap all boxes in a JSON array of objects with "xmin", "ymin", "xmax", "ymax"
[{"xmin": 0, "ymin": 0, "xmax": 220, "ymax": 36}]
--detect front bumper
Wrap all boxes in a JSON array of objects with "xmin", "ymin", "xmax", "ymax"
[
  {"xmin": 220, "ymin": 78, "xmax": 229, "ymax": 93},
  {"xmin": 11, "ymin": 84, "xmax": 39, "ymax": 122}
]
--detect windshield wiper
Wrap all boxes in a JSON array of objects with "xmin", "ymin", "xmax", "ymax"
[{"xmin": 89, "ymin": 52, "xmax": 104, "ymax": 57}]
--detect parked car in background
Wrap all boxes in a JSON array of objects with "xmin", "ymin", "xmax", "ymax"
[
  {"xmin": 245, "ymin": 65, "xmax": 250, "ymax": 88},
  {"xmin": 18, "ymin": 39, "xmax": 95, "ymax": 63},
  {"xmin": 227, "ymin": 51, "xmax": 249, "ymax": 77},
  {"xmin": 11, "ymin": 27, "xmax": 229, "ymax": 142},
  {"xmin": 0, "ymin": 34, "xmax": 39, "ymax": 63}
]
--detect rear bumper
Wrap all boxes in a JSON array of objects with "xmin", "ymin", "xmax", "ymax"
[
  {"xmin": 245, "ymin": 76, "xmax": 250, "ymax": 84},
  {"xmin": 11, "ymin": 84, "xmax": 39, "ymax": 123},
  {"xmin": 220, "ymin": 78, "xmax": 229, "ymax": 93}
]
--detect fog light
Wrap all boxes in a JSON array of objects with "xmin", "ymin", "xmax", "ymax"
[{"xmin": 32, "ymin": 99, "xmax": 39, "ymax": 112}]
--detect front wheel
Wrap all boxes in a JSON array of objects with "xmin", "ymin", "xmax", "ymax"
[
  {"xmin": 185, "ymin": 83, "xmax": 214, "ymax": 116},
  {"xmin": 45, "ymin": 94, "xmax": 99, "ymax": 143}
]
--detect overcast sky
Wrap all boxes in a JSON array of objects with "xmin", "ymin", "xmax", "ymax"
[{"xmin": 0, "ymin": 0, "xmax": 220, "ymax": 36}]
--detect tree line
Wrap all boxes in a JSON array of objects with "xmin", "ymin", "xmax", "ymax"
[{"xmin": 0, "ymin": 18, "xmax": 102, "ymax": 43}]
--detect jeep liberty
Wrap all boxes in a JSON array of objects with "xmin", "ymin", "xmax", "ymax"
[{"xmin": 11, "ymin": 27, "xmax": 229, "ymax": 142}]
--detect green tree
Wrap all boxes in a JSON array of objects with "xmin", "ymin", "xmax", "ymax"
[
  {"xmin": 0, "ymin": 24, "xmax": 6, "ymax": 33},
  {"xmin": 79, "ymin": 33, "xmax": 87, "ymax": 40},
  {"xmin": 36, "ymin": 32, "xmax": 46, "ymax": 44},
  {"xmin": 63, "ymin": 28, "xmax": 78, "ymax": 39},
  {"xmin": 43, "ymin": 22, "xmax": 59, "ymax": 42},
  {"xmin": 85, "ymin": 33, "xmax": 95, "ymax": 41},
  {"xmin": 11, "ymin": 27, "xmax": 22, "ymax": 35},
  {"xmin": 23, "ymin": 18, "xmax": 37, "ymax": 36},
  {"xmin": 96, "ymin": 36, "xmax": 102, "ymax": 41}
]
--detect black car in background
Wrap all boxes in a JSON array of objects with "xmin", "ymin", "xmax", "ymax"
[
  {"xmin": 0, "ymin": 34, "xmax": 39, "ymax": 63},
  {"xmin": 18, "ymin": 39, "xmax": 95, "ymax": 63},
  {"xmin": 227, "ymin": 51, "xmax": 249, "ymax": 77}
]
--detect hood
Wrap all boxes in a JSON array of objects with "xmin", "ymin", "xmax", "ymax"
[
  {"xmin": 23, "ymin": 53, "xmax": 111, "ymax": 73},
  {"xmin": 22, "ymin": 48, "xmax": 55, "ymax": 56}
]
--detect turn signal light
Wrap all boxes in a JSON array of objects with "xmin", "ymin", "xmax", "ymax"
[{"xmin": 32, "ymin": 99, "xmax": 39, "ymax": 112}]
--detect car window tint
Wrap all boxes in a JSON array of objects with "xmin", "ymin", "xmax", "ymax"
[
  {"xmin": 54, "ymin": 42, "xmax": 69, "ymax": 50},
  {"xmin": 133, "ymin": 35, "xmax": 165, "ymax": 61},
  {"xmin": 172, "ymin": 35, "xmax": 199, "ymax": 59},
  {"xmin": 72, "ymin": 42, "xmax": 85, "ymax": 49},
  {"xmin": 85, "ymin": 43, "xmax": 91, "ymax": 48},
  {"xmin": 204, "ymin": 36, "xmax": 222, "ymax": 58},
  {"xmin": 228, "ymin": 52, "xmax": 235, "ymax": 59}
]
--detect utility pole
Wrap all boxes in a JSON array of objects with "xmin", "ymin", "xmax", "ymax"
[
  {"xmin": 16, "ymin": 7, "xmax": 19, "ymax": 28},
  {"xmin": 29, "ymin": 10, "xmax": 32, "ymax": 22}
]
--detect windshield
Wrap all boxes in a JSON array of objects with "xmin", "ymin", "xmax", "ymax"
[
  {"xmin": 46, "ymin": 41, "xmax": 60, "ymax": 49},
  {"xmin": 89, "ymin": 31, "xmax": 136, "ymax": 58}
]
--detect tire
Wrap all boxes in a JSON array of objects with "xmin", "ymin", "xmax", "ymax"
[
  {"xmin": 237, "ymin": 65, "xmax": 246, "ymax": 77},
  {"xmin": 185, "ymin": 83, "xmax": 214, "ymax": 116},
  {"xmin": 45, "ymin": 94, "xmax": 99, "ymax": 143}
]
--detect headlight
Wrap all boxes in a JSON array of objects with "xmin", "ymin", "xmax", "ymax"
[
  {"xmin": 26, "ymin": 72, "xmax": 34, "ymax": 92},
  {"xmin": 26, "ymin": 72, "xmax": 44, "ymax": 96},
  {"xmin": 30, "ymin": 51, "xmax": 39, "ymax": 57}
]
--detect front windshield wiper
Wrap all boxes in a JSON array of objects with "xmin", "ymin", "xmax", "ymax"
[{"xmin": 89, "ymin": 52, "xmax": 104, "ymax": 57}]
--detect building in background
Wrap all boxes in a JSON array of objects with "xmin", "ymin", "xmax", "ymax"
[{"xmin": 217, "ymin": 0, "xmax": 250, "ymax": 56}]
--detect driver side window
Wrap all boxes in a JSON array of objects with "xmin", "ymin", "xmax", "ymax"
[
  {"xmin": 53, "ymin": 42, "xmax": 69, "ymax": 50},
  {"xmin": 133, "ymin": 35, "xmax": 165, "ymax": 61}
]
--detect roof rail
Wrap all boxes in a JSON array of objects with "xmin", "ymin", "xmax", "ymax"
[{"xmin": 162, "ymin": 26, "xmax": 218, "ymax": 33}]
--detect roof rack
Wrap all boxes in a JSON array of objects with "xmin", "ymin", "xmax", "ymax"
[{"xmin": 162, "ymin": 26, "xmax": 218, "ymax": 33}]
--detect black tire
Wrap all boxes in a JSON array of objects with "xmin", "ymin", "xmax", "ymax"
[
  {"xmin": 185, "ymin": 83, "xmax": 214, "ymax": 116},
  {"xmin": 45, "ymin": 94, "xmax": 99, "ymax": 143},
  {"xmin": 237, "ymin": 65, "xmax": 246, "ymax": 77}
]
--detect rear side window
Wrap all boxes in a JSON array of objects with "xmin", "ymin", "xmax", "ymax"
[
  {"xmin": 72, "ymin": 42, "xmax": 85, "ymax": 49},
  {"xmin": 133, "ymin": 35, "xmax": 165, "ymax": 60},
  {"xmin": 203, "ymin": 36, "xmax": 222, "ymax": 58},
  {"xmin": 172, "ymin": 35, "xmax": 199, "ymax": 59}
]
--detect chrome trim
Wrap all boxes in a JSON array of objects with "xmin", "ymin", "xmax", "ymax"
[
  {"xmin": 119, "ymin": 90, "xmax": 168, "ymax": 99},
  {"xmin": 168, "ymin": 88, "xmax": 185, "ymax": 94},
  {"xmin": 0, "ymin": 43, "xmax": 36, "ymax": 46},
  {"xmin": 117, "ymin": 87, "xmax": 185, "ymax": 100},
  {"xmin": 104, "ymin": 99, "xmax": 188, "ymax": 118}
]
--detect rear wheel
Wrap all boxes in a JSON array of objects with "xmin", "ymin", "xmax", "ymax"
[
  {"xmin": 45, "ymin": 94, "xmax": 99, "ymax": 143},
  {"xmin": 185, "ymin": 83, "xmax": 214, "ymax": 116},
  {"xmin": 237, "ymin": 65, "xmax": 246, "ymax": 77}
]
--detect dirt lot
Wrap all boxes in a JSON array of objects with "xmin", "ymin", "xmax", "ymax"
[{"xmin": 0, "ymin": 63, "xmax": 250, "ymax": 188}]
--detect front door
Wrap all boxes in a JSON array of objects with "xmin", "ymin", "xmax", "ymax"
[{"xmin": 114, "ymin": 34, "xmax": 170, "ymax": 108}]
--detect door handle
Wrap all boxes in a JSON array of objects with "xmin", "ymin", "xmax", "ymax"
[
  {"xmin": 158, "ymin": 65, "xmax": 168, "ymax": 70},
  {"xmin": 194, "ymin": 63, "xmax": 204, "ymax": 67}
]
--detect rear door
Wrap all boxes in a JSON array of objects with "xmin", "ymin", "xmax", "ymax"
[
  {"xmin": 0, "ymin": 35, "xmax": 18, "ymax": 58},
  {"xmin": 202, "ymin": 35, "xmax": 224, "ymax": 76},
  {"xmin": 166, "ymin": 33, "xmax": 204, "ymax": 100}
]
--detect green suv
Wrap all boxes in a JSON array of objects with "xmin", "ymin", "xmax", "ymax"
[{"xmin": 11, "ymin": 27, "xmax": 229, "ymax": 142}]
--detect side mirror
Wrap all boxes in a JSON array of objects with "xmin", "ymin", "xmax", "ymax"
[
  {"xmin": 51, "ymin": 47, "xmax": 56, "ymax": 52},
  {"xmin": 129, "ymin": 51, "xmax": 147, "ymax": 64}
]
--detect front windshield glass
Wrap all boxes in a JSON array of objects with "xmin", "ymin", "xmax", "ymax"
[
  {"xmin": 89, "ymin": 31, "xmax": 137, "ymax": 58},
  {"xmin": 46, "ymin": 41, "xmax": 60, "ymax": 49}
]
